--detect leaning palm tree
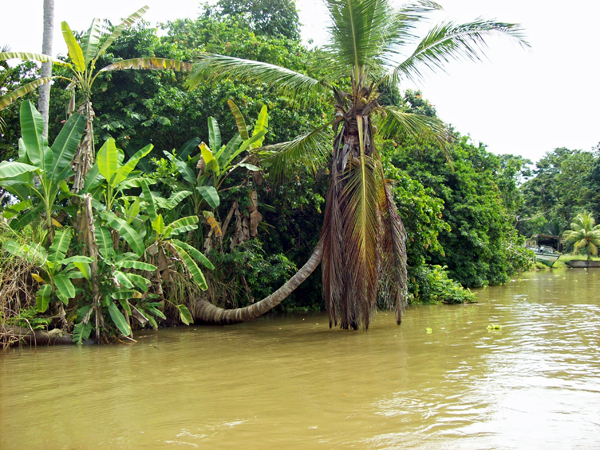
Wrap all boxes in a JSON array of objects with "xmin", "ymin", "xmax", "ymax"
[
  {"xmin": 187, "ymin": 0, "xmax": 528, "ymax": 329},
  {"xmin": 563, "ymin": 211, "xmax": 600, "ymax": 261}
]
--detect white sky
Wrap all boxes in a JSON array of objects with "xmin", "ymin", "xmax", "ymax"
[{"xmin": 1, "ymin": 0, "xmax": 598, "ymax": 163}]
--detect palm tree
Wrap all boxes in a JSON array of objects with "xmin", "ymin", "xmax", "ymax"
[
  {"xmin": 187, "ymin": 0, "xmax": 528, "ymax": 330},
  {"xmin": 563, "ymin": 211, "xmax": 600, "ymax": 261}
]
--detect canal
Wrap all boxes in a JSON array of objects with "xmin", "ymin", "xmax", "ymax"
[{"xmin": 1, "ymin": 268, "xmax": 599, "ymax": 449}]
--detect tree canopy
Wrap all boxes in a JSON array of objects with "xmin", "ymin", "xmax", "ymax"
[{"xmin": 186, "ymin": 0, "xmax": 528, "ymax": 329}]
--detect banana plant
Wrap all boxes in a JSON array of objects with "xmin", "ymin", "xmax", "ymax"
[
  {"xmin": 0, "ymin": 101, "xmax": 85, "ymax": 237},
  {"xmin": 72, "ymin": 229, "xmax": 160, "ymax": 342},
  {"xmin": 76, "ymin": 137, "xmax": 154, "ymax": 258},
  {"xmin": 0, "ymin": 6, "xmax": 193, "ymax": 191},
  {"xmin": 2, "ymin": 228, "xmax": 92, "ymax": 312},
  {"xmin": 74, "ymin": 137, "xmax": 198, "ymax": 335},
  {"xmin": 84, "ymin": 137, "xmax": 153, "ymax": 211},
  {"xmin": 141, "ymin": 179, "xmax": 214, "ymax": 325},
  {"xmin": 169, "ymin": 100, "xmax": 268, "ymax": 216}
]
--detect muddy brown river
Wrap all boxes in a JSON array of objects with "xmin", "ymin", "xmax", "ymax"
[{"xmin": 1, "ymin": 268, "xmax": 599, "ymax": 449}]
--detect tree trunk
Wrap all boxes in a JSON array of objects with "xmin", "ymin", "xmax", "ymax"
[
  {"xmin": 72, "ymin": 101, "xmax": 95, "ymax": 193},
  {"xmin": 192, "ymin": 241, "xmax": 323, "ymax": 325},
  {"xmin": 81, "ymin": 194, "xmax": 102, "ymax": 341},
  {"xmin": 38, "ymin": 0, "xmax": 54, "ymax": 138},
  {"xmin": 585, "ymin": 242, "xmax": 590, "ymax": 267}
]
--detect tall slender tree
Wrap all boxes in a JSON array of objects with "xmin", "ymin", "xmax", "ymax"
[
  {"xmin": 38, "ymin": 0, "xmax": 54, "ymax": 138},
  {"xmin": 187, "ymin": 0, "xmax": 528, "ymax": 329}
]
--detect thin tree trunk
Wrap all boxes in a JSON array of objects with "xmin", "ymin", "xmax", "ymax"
[
  {"xmin": 72, "ymin": 101, "xmax": 95, "ymax": 193},
  {"xmin": 81, "ymin": 194, "xmax": 102, "ymax": 341},
  {"xmin": 193, "ymin": 241, "xmax": 323, "ymax": 325},
  {"xmin": 38, "ymin": 0, "xmax": 54, "ymax": 138}
]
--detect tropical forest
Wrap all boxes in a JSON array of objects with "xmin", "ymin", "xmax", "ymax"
[{"xmin": 1, "ymin": 1, "xmax": 599, "ymax": 448}]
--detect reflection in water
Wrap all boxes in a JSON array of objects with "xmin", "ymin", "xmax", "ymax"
[{"xmin": 1, "ymin": 269, "xmax": 599, "ymax": 449}]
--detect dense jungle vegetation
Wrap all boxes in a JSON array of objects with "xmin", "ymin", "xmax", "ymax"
[{"xmin": 1, "ymin": 0, "xmax": 591, "ymax": 344}]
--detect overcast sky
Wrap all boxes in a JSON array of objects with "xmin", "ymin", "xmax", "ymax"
[{"xmin": 1, "ymin": 0, "xmax": 598, "ymax": 163}]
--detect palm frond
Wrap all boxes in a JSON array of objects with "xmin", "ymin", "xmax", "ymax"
[
  {"xmin": 186, "ymin": 54, "xmax": 329, "ymax": 104},
  {"xmin": 321, "ymin": 155, "xmax": 345, "ymax": 328},
  {"xmin": 324, "ymin": 0, "xmax": 393, "ymax": 71},
  {"xmin": 379, "ymin": 1, "xmax": 442, "ymax": 65},
  {"xmin": 391, "ymin": 19, "xmax": 529, "ymax": 82},
  {"xmin": 377, "ymin": 105, "xmax": 451, "ymax": 146},
  {"xmin": 378, "ymin": 182, "xmax": 408, "ymax": 324},
  {"xmin": 99, "ymin": 58, "xmax": 193, "ymax": 73},
  {"xmin": 258, "ymin": 122, "xmax": 332, "ymax": 179}
]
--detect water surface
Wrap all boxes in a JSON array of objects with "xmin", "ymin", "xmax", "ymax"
[{"xmin": 1, "ymin": 269, "xmax": 599, "ymax": 449}]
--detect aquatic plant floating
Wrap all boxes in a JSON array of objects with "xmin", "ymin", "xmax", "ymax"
[{"xmin": 426, "ymin": 327, "xmax": 433, "ymax": 334}]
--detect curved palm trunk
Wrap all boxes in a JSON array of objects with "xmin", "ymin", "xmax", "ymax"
[{"xmin": 192, "ymin": 241, "xmax": 323, "ymax": 325}]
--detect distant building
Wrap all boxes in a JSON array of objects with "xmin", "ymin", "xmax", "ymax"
[{"xmin": 525, "ymin": 234, "xmax": 564, "ymax": 252}]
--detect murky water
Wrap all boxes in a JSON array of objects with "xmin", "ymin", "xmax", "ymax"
[{"xmin": 1, "ymin": 269, "xmax": 600, "ymax": 449}]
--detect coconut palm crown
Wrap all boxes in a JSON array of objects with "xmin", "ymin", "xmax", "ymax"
[
  {"xmin": 188, "ymin": 0, "xmax": 529, "ymax": 330},
  {"xmin": 563, "ymin": 211, "xmax": 600, "ymax": 261}
]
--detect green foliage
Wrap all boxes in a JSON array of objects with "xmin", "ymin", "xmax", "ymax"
[
  {"xmin": 2, "ymin": 228, "xmax": 92, "ymax": 312},
  {"xmin": 384, "ymin": 129, "xmax": 531, "ymax": 288},
  {"xmin": 383, "ymin": 158, "xmax": 448, "ymax": 266},
  {"xmin": 206, "ymin": 240, "xmax": 297, "ymax": 308},
  {"xmin": 0, "ymin": 61, "xmax": 38, "ymax": 162},
  {"xmin": 212, "ymin": 0, "xmax": 301, "ymax": 40},
  {"xmin": 0, "ymin": 3, "xmax": 535, "ymax": 335},
  {"xmin": 39, "ymin": 11, "xmax": 329, "ymax": 156},
  {"xmin": 407, "ymin": 265, "xmax": 476, "ymax": 304},
  {"xmin": 0, "ymin": 7, "xmax": 166, "ymax": 115},
  {"xmin": 86, "ymin": 137, "xmax": 153, "ymax": 210},
  {"xmin": 519, "ymin": 147, "xmax": 595, "ymax": 237},
  {"xmin": 582, "ymin": 143, "xmax": 600, "ymax": 215},
  {"xmin": 8, "ymin": 306, "xmax": 51, "ymax": 330},
  {"xmin": 0, "ymin": 101, "xmax": 85, "ymax": 234}
]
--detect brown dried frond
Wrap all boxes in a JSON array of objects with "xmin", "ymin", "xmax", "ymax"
[{"xmin": 379, "ymin": 183, "xmax": 408, "ymax": 324}]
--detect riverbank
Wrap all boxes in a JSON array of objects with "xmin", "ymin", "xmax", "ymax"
[{"xmin": 534, "ymin": 254, "xmax": 600, "ymax": 270}]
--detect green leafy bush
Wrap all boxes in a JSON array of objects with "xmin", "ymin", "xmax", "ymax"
[
  {"xmin": 408, "ymin": 265, "xmax": 476, "ymax": 304},
  {"xmin": 206, "ymin": 240, "xmax": 297, "ymax": 308}
]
